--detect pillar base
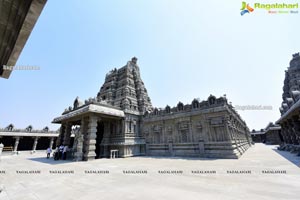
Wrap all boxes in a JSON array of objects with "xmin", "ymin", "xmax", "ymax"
[
  {"xmin": 199, "ymin": 140, "xmax": 205, "ymax": 156},
  {"xmin": 87, "ymin": 152, "xmax": 96, "ymax": 161},
  {"xmin": 74, "ymin": 152, "xmax": 83, "ymax": 162}
]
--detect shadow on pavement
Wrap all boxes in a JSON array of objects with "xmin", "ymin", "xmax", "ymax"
[
  {"xmin": 28, "ymin": 157, "xmax": 73, "ymax": 165},
  {"xmin": 273, "ymin": 149, "xmax": 300, "ymax": 168}
]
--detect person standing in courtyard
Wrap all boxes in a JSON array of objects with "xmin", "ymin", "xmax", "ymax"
[
  {"xmin": 54, "ymin": 147, "xmax": 59, "ymax": 160},
  {"xmin": 46, "ymin": 147, "xmax": 52, "ymax": 159},
  {"xmin": 59, "ymin": 145, "xmax": 64, "ymax": 160},
  {"xmin": 63, "ymin": 145, "xmax": 68, "ymax": 160}
]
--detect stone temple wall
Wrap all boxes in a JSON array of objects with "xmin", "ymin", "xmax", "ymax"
[
  {"xmin": 277, "ymin": 53, "xmax": 300, "ymax": 155},
  {"xmin": 142, "ymin": 95, "xmax": 252, "ymax": 159}
]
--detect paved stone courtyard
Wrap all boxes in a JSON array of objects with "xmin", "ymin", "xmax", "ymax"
[{"xmin": 0, "ymin": 144, "xmax": 300, "ymax": 200}]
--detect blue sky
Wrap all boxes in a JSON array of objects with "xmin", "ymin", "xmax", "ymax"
[{"xmin": 0, "ymin": 0, "xmax": 299, "ymax": 130}]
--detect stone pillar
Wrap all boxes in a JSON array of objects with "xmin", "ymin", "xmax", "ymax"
[
  {"xmin": 227, "ymin": 124, "xmax": 236, "ymax": 143},
  {"xmin": 116, "ymin": 120, "xmax": 120, "ymax": 135},
  {"xmin": 162, "ymin": 122, "xmax": 166, "ymax": 144},
  {"xmin": 63, "ymin": 124, "xmax": 72, "ymax": 146},
  {"xmin": 145, "ymin": 143, "xmax": 149, "ymax": 155},
  {"xmin": 292, "ymin": 116, "xmax": 300, "ymax": 145},
  {"xmin": 13, "ymin": 137, "xmax": 20, "ymax": 153},
  {"xmin": 137, "ymin": 120, "xmax": 141, "ymax": 137},
  {"xmin": 225, "ymin": 121, "xmax": 232, "ymax": 142},
  {"xmin": 32, "ymin": 137, "xmax": 39, "ymax": 152},
  {"xmin": 121, "ymin": 119, "xmax": 125, "ymax": 135},
  {"xmin": 198, "ymin": 139, "xmax": 205, "ymax": 156},
  {"xmin": 174, "ymin": 123, "xmax": 178, "ymax": 143},
  {"xmin": 74, "ymin": 122, "xmax": 84, "ymax": 162},
  {"xmin": 49, "ymin": 137, "xmax": 55, "ymax": 149},
  {"xmin": 168, "ymin": 141, "xmax": 173, "ymax": 156},
  {"xmin": 281, "ymin": 123, "xmax": 288, "ymax": 144},
  {"xmin": 0, "ymin": 143, "xmax": 4, "ymax": 158},
  {"xmin": 124, "ymin": 120, "xmax": 128, "ymax": 133},
  {"xmin": 287, "ymin": 119, "xmax": 297, "ymax": 145},
  {"xmin": 56, "ymin": 125, "xmax": 65, "ymax": 146},
  {"xmin": 131, "ymin": 120, "xmax": 134, "ymax": 134},
  {"xmin": 245, "ymin": 130, "xmax": 251, "ymax": 146},
  {"xmin": 189, "ymin": 121, "xmax": 194, "ymax": 142},
  {"xmin": 86, "ymin": 116, "xmax": 97, "ymax": 161}
]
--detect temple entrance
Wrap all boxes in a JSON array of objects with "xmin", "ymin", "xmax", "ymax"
[{"xmin": 95, "ymin": 121, "xmax": 104, "ymax": 158}]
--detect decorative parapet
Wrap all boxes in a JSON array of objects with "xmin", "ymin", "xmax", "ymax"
[
  {"xmin": 0, "ymin": 125, "xmax": 59, "ymax": 137},
  {"xmin": 144, "ymin": 95, "xmax": 228, "ymax": 118},
  {"xmin": 0, "ymin": 127, "xmax": 58, "ymax": 133},
  {"xmin": 62, "ymin": 96, "xmax": 122, "ymax": 115},
  {"xmin": 143, "ymin": 94, "xmax": 248, "ymax": 132},
  {"xmin": 0, "ymin": 131, "xmax": 59, "ymax": 137}
]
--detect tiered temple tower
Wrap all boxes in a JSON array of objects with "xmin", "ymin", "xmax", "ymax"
[
  {"xmin": 277, "ymin": 53, "xmax": 300, "ymax": 149},
  {"xmin": 97, "ymin": 57, "xmax": 152, "ymax": 113},
  {"xmin": 280, "ymin": 53, "xmax": 300, "ymax": 115}
]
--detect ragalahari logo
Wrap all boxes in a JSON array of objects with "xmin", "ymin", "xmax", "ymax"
[{"xmin": 240, "ymin": 2, "xmax": 254, "ymax": 15}]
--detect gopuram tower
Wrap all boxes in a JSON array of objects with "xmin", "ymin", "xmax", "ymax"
[{"xmin": 97, "ymin": 57, "xmax": 152, "ymax": 113}]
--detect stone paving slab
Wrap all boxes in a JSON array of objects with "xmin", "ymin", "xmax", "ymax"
[{"xmin": 0, "ymin": 144, "xmax": 300, "ymax": 200}]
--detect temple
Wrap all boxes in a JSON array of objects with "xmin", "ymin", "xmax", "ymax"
[
  {"xmin": 277, "ymin": 53, "xmax": 300, "ymax": 155},
  {"xmin": 52, "ymin": 57, "xmax": 252, "ymax": 161},
  {"xmin": 250, "ymin": 123, "xmax": 282, "ymax": 144}
]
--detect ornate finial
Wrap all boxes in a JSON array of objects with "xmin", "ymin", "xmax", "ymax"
[
  {"xmin": 292, "ymin": 52, "xmax": 300, "ymax": 58},
  {"xmin": 131, "ymin": 57, "xmax": 138, "ymax": 65}
]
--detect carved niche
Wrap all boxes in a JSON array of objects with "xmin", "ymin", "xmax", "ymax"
[
  {"xmin": 196, "ymin": 121, "xmax": 203, "ymax": 129},
  {"xmin": 153, "ymin": 124, "xmax": 162, "ymax": 133},
  {"xmin": 209, "ymin": 117, "xmax": 224, "ymax": 126},
  {"xmin": 178, "ymin": 121, "xmax": 189, "ymax": 130},
  {"xmin": 167, "ymin": 125, "xmax": 172, "ymax": 132}
]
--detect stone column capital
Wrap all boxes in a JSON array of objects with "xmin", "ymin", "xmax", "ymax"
[{"xmin": 13, "ymin": 136, "xmax": 21, "ymax": 140}]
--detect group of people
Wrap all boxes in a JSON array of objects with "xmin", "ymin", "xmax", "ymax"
[{"xmin": 46, "ymin": 145, "xmax": 69, "ymax": 160}]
